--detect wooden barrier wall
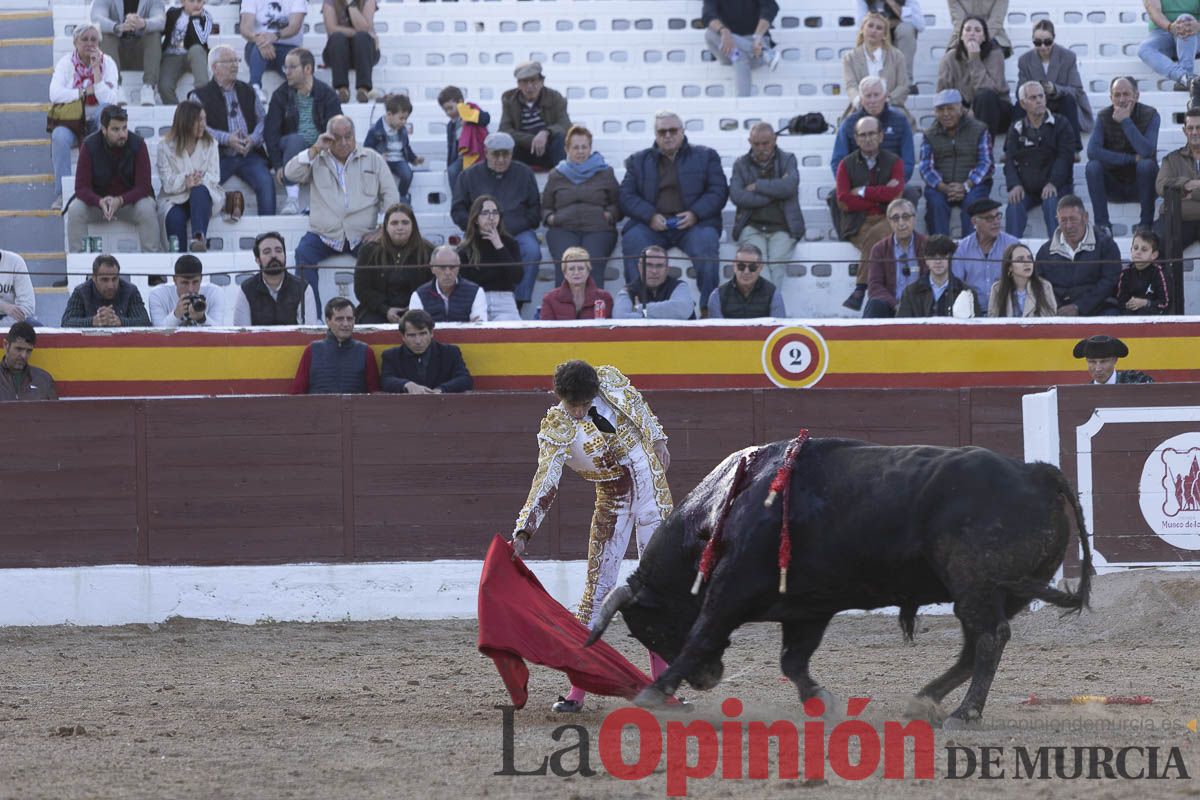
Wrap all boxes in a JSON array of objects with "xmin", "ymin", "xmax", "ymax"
[{"xmin": 2, "ymin": 387, "xmax": 1029, "ymax": 568}]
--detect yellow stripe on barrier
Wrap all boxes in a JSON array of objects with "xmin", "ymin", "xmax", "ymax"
[{"xmin": 461, "ymin": 339, "xmax": 764, "ymax": 376}]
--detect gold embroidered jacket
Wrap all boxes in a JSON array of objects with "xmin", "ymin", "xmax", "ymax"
[{"xmin": 513, "ymin": 366, "xmax": 672, "ymax": 535}]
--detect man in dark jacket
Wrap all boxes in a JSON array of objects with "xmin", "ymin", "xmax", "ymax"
[
  {"xmin": 1035, "ymin": 194, "xmax": 1122, "ymax": 316},
  {"xmin": 705, "ymin": 243, "xmax": 784, "ymax": 318},
  {"xmin": 65, "ymin": 105, "xmax": 161, "ymax": 254},
  {"xmin": 918, "ymin": 89, "xmax": 994, "ymax": 237},
  {"xmin": 864, "ymin": 198, "xmax": 927, "ymax": 318},
  {"xmin": 291, "ymin": 297, "xmax": 380, "ymax": 394},
  {"xmin": 498, "ymin": 61, "xmax": 571, "ymax": 170},
  {"xmin": 60, "ymin": 254, "xmax": 151, "ymax": 328},
  {"xmin": 1085, "ymin": 77, "xmax": 1160, "ymax": 236},
  {"xmin": 1073, "ymin": 334, "xmax": 1154, "ymax": 384},
  {"xmin": 0, "ymin": 321, "xmax": 57, "ymax": 401},
  {"xmin": 896, "ymin": 234, "xmax": 977, "ymax": 317},
  {"xmin": 231, "ymin": 231, "xmax": 319, "ymax": 326},
  {"xmin": 381, "ymin": 309, "xmax": 473, "ymax": 394},
  {"xmin": 451, "ymin": 132, "xmax": 542, "ymax": 307},
  {"xmin": 263, "ymin": 47, "xmax": 343, "ymax": 215},
  {"xmin": 618, "ymin": 111, "xmax": 729, "ymax": 308},
  {"xmin": 1004, "ymin": 81, "xmax": 1075, "ymax": 237},
  {"xmin": 729, "ymin": 122, "xmax": 804, "ymax": 293}
]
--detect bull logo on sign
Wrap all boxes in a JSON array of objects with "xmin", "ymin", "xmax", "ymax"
[{"xmin": 1161, "ymin": 451, "xmax": 1200, "ymax": 516}]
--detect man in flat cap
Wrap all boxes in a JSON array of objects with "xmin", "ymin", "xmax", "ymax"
[
  {"xmin": 918, "ymin": 88, "xmax": 994, "ymax": 237},
  {"xmin": 1073, "ymin": 335, "xmax": 1154, "ymax": 384},
  {"xmin": 952, "ymin": 197, "xmax": 1019, "ymax": 304},
  {"xmin": 450, "ymin": 131, "xmax": 542, "ymax": 315},
  {"xmin": 499, "ymin": 60, "xmax": 572, "ymax": 170}
]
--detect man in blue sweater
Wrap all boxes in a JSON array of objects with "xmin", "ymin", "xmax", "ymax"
[{"xmin": 291, "ymin": 297, "xmax": 381, "ymax": 394}]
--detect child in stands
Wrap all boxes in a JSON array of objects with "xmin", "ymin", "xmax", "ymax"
[
  {"xmin": 364, "ymin": 93, "xmax": 424, "ymax": 204},
  {"xmin": 157, "ymin": 0, "xmax": 214, "ymax": 105},
  {"xmin": 1116, "ymin": 230, "xmax": 1171, "ymax": 315},
  {"xmin": 437, "ymin": 85, "xmax": 489, "ymax": 188}
]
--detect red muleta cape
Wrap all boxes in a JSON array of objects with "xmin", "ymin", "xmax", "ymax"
[{"xmin": 476, "ymin": 535, "xmax": 651, "ymax": 709}]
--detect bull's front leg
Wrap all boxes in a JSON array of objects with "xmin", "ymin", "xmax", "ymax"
[
  {"xmin": 780, "ymin": 616, "xmax": 836, "ymax": 707},
  {"xmin": 634, "ymin": 611, "xmax": 736, "ymax": 707}
]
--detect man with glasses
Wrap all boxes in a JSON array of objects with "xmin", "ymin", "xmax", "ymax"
[
  {"xmin": 195, "ymin": 45, "xmax": 276, "ymax": 216},
  {"xmin": 831, "ymin": 77, "xmax": 919, "ymax": 206},
  {"xmin": 863, "ymin": 197, "xmax": 927, "ymax": 318},
  {"xmin": 619, "ymin": 111, "xmax": 728, "ymax": 314},
  {"xmin": 730, "ymin": 122, "xmax": 805, "ymax": 295},
  {"xmin": 918, "ymin": 88, "xmax": 993, "ymax": 236},
  {"xmin": 285, "ymin": 114, "xmax": 398, "ymax": 309},
  {"xmin": 1156, "ymin": 106, "xmax": 1200, "ymax": 250},
  {"xmin": 1003, "ymin": 81, "xmax": 1074, "ymax": 238},
  {"xmin": 264, "ymin": 47, "xmax": 343, "ymax": 216},
  {"xmin": 952, "ymin": 198, "xmax": 1018, "ymax": 307},
  {"xmin": 613, "ymin": 245, "xmax": 695, "ymax": 320},
  {"xmin": 705, "ymin": 243, "xmax": 784, "ymax": 318},
  {"xmin": 834, "ymin": 115, "xmax": 905, "ymax": 311},
  {"xmin": 1086, "ymin": 77, "xmax": 1160, "ymax": 238}
]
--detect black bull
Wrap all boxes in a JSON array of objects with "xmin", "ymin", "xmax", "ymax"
[{"xmin": 587, "ymin": 438, "xmax": 1094, "ymax": 727}]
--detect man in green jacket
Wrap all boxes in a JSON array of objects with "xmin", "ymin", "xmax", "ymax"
[{"xmin": 0, "ymin": 322, "xmax": 57, "ymax": 402}]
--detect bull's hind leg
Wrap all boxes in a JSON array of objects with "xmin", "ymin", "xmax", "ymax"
[
  {"xmin": 780, "ymin": 616, "xmax": 836, "ymax": 706},
  {"xmin": 944, "ymin": 593, "xmax": 1011, "ymax": 728},
  {"xmin": 905, "ymin": 621, "xmax": 975, "ymax": 724}
]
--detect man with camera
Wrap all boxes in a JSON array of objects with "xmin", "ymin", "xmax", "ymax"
[{"xmin": 149, "ymin": 254, "xmax": 224, "ymax": 327}]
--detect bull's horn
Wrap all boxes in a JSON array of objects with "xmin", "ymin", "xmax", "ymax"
[{"xmin": 584, "ymin": 585, "xmax": 634, "ymax": 647}]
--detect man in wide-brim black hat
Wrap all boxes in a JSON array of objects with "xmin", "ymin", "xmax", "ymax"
[{"xmin": 1072, "ymin": 334, "xmax": 1155, "ymax": 384}]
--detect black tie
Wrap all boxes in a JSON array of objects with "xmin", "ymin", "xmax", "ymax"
[{"xmin": 588, "ymin": 407, "xmax": 615, "ymax": 434}]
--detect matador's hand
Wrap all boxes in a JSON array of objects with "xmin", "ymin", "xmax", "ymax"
[{"xmin": 511, "ymin": 529, "xmax": 531, "ymax": 558}]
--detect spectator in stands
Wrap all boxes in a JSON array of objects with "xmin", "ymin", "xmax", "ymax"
[
  {"xmin": 1016, "ymin": 20, "xmax": 1092, "ymax": 153},
  {"xmin": 947, "ymin": 0, "xmax": 1011, "ymax": 56},
  {"xmin": 148, "ymin": 253, "xmax": 223, "ymax": 327},
  {"xmin": 156, "ymin": 0, "xmax": 212, "ymax": 106},
  {"xmin": 1156, "ymin": 108, "xmax": 1200, "ymax": 248},
  {"xmin": 381, "ymin": 309, "xmax": 473, "ymax": 394},
  {"xmin": 266, "ymin": 47, "xmax": 343, "ymax": 216},
  {"xmin": 354, "ymin": 203, "xmax": 432, "ymax": 324},
  {"xmin": 67, "ymin": 106, "xmax": 161, "ymax": 254},
  {"xmin": 1073, "ymin": 335, "xmax": 1154, "ymax": 384},
  {"xmin": 706, "ymin": 243, "xmax": 784, "ymax": 319},
  {"xmin": 896, "ymin": 234, "xmax": 976, "ymax": 317},
  {"xmin": 0, "ymin": 322, "xmax": 57, "ymax": 402},
  {"xmin": 702, "ymin": 0, "xmax": 781, "ymax": 97},
  {"xmin": 91, "ymin": 0, "xmax": 163, "ymax": 97},
  {"xmin": 856, "ymin": 0, "xmax": 925, "ymax": 96},
  {"xmin": 541, "ymin": 125, "xmax": 620, "ymax": 287},
  {"xmin": 287, "ymin": 114, "xmax": 398, "ymax": 308},
  {"xmin": 196, "ymin": 46, "xmax": 270, "ymax": 217},
  {"xmin": 831, "ymin": 77, "xmax": 919, "ymax": 206},
  {"xmin": 499, "ymin": 62, "xmax": 571, "ymax": 171},
  {"xmin": 364, "ymin": 93, "xmax": 424, "ymax": 205},
  {"xmin": 919, "ymin": 88, "xmax": 993, "ymax": 236},
  {"xmin": 321, "ymin": 0, "xmax": 380, "ymax": 104},
  {"xmin": 986, "ymin": 242, "xmax": 1057, "ymax": 317},
  {"xmin": 619, "ymin": 111, "xmax": 728, "ymax": 311},
  {"xmin": 438, "ymin": 86, "xmax": 490, "ymax": 188},
  {"xmin": 240, "ymin": 0, "xmax": 306, "ymax": 101},
  {"xmin": 1036, "ymin": 194, "xmax": 1122, "ymax": 317},
  {"xmin": 952, "ymin": 198, "xmax": 1018, "ymax": 305},
  {"xmin": 291, "ymin": 297, "xmax": 381, "ymax": 394},
  {"xmin": 232, "ymin": 231, "xmax": 319, "ymax": 326},
  {"xmin": 1087, "ymin": 77, "xmax": 1160, "ymax": 238},
  {"xmin": 1003, "ymin": 81, "xmax": 1074, "ymax": 238},
  {"xmin": 451, "ymin": 133, "xmax": 540, "ymax": 313},
  {"xmin": 730, "ymin": 122, "xmax": 804, "ymax": 292},
  {"xmin": 0, "ymin": 250, "xmax": 37, "ymax": 328},
  {"xmin": 1137, "ymin": 0, "xmax": 1200, "ymax": 90},
  {"xmin": 61, "ymin": 254, "xmax": 150, "ymax": 327},
  {"xmin": 157, "ymin": 100, "xmax": 222, "ymax": 253},
  {"xmin": 842, "ymin": 13, "xmax": 909, "ymax": 117},
  {"xmin": 1116, "ymin": 230, "xmax": 1171, "ymax": 315},
  {"xmin": 49, "ymin": 24, "xmax": 120, "ymax": 212},
  {"xmin": 613, "ymin": 245, "xmax": 695, "ymax": 320},
  {"xmin": 539, "ymin": 247, "xmax": 613, "ymax": 321},
  {"xmin": 834, "ymin": 115, "xmax": 904, "ymax": 311},
  {"xmin": 864, "ymin": 197, "xmax": 926, "ymax": 318},
  {"xmin": 409, "ymin": 245, "xmax": 487, "ymax": 323},
  {"xmin": 937, "ymin": 16, "xmax": 1012, "ymax": 137},
  {"xmin": 455, "ymin": 195, "xmax": 524, "ymax": 320}
]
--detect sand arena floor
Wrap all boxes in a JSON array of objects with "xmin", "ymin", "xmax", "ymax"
[{"xmin": 1, "ymin": 570, "xmax": 1198, "ymax": 799}]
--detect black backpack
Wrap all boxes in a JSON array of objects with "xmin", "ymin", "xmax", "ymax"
[{"xmin": 779, "ymin": 112, "xmax": 832, "ymax": 136}]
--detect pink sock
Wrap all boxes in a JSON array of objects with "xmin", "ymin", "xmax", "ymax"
[
  {"xmin": 649, "ymin": 651, "xmax": 669, "ymax": 680},
  {"xmin": 565, "ymin": 686, "xmax": 586, "ymax": 703}
]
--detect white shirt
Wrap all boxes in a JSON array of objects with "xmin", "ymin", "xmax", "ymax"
[
  {"xmin": 231, "ymin": 276, "xmax": 319, "ymax": 326},
  {"xmin": 148, "ymin": 282, "xmax": 225, "ymax": 327},
  {"xmin": 241, "ymin": 0, "xmax": 305, "ymax": 47},
  {"xmin": 0, "ymin": 250, "xmax": 35, "ymax": 325}
]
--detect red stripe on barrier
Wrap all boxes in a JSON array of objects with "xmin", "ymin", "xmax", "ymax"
[{"xmin": 820, "ymin": 322, "xmax": 1200, "ymax": 341}]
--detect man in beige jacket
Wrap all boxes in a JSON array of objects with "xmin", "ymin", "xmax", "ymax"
[
  {"xmin": 285, "ymin": 114, "xmax": 399, "ymax": 308},
  {"xmin": 1156, "ymin": 106, "xmax": 1200, "ymax": 249}
]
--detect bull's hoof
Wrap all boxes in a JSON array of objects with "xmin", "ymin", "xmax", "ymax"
[
  {"xmin": 903, "ymin": 695, "xmax": 945, "ymax": 725},
  {"xmin": 634, "ymin": 685, "xmax": 671, "ymax": 708},
  {"xmin": 942, "ymin": 710, "xmax": 982, "ymax": 731},
  {"xmin": 801, "ymin": 687, "xmax": 842, "ymax": 718},
  {"xmin": 687, "ymin": 660, "xmax": 724, "ymax": 691}
]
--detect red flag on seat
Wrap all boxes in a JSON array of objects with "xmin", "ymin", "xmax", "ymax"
[{"xmin": 476, "ymin": 534, "xmax": 651, "ymax": 709}]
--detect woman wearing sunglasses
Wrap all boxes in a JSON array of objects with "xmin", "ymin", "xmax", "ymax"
[{"xmin": 1017, "ymin": 20, "xmax": 1093, "ymax": 152}]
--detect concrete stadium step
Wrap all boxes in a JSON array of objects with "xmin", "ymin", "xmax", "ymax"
[
  {"xmin": 0, "ymin": 138, "xmax": 50, "ymax": 172},
  {"xmin": 0, "ymin": 10, "xmax": 52, "ymax": 40},
  {"xmin": 0, "ymin": 209, "xmax": 62, "ymax": 254},
  {"xmin": 33, "ymin": 284, "xmax": 68, "ymax": 324},
  {"xmin": 0, "ymin": 103, "xmax": 52, "ymax": 139},
  {"xmin": 22, "ymin": 252, "xmax": 67, "ymax": 290},
  {"xmin": 0, "ymin": 67, "xmax": 52, "ymax": 103},
  {"xmin": 0, "ymin": 37, "xmax": 52, "ymax": 70},
  {"xmin": 0, "ymin": 173, "xmax": 54, "ymax": 210}
]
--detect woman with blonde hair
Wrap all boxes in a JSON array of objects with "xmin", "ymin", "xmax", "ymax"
[
  {"xmin": 539, "ymin": 246, "xmax": 615, "ymax": 321},
  {"xmin": 842, "ymin": 12, "xmax": 909, "ymax": 116},
  {"xmin": 987, "ymin": 242, "xmax": 1057, "ymax": 317},
  {"xmin": 157, "ymin": 99, "xmax": 224, "ymax": 252}
]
